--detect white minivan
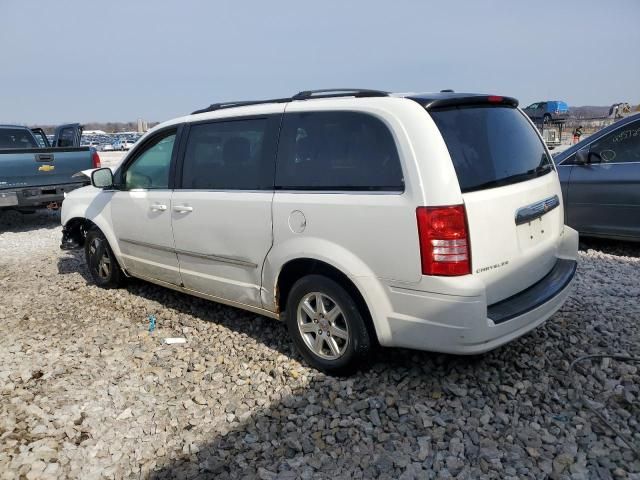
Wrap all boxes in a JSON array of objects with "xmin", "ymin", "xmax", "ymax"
[{"xmin": 61, "ymin": 89, "xmax": 578, "ymax": 374}]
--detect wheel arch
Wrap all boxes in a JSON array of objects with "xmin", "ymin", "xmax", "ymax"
[
  {"xmin": 275, "ymin": 258, "xmax": 380, "ymax": 346},
  {"xmin": 62, "ymin": 216, "xmax": 126, "ymax": 272},
  {"xmin": 61, "ymin": 216, "xmax": 97, "ymax": 249}
]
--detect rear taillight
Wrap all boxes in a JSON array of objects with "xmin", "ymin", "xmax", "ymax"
[
  {"xmin": 416, "ymin": 205, "xmax": 471, "ymax": 276},
  {"xmin": 92, "ymin": 150, "xmax": 101, "ymax": 168}
]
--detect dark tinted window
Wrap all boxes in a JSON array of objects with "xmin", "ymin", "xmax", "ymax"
[
  {"xmin": 124, "ymin": 132, "xmax": 176, "ymax": 189},
  {"xmin": 32, "ymin": 131, "xmax": 48, "ymax": 148},
  {"xmin": 57, "ymin": 128, "xmax": 76, "ymax": 147},
  {"xmin": 589, "ymin": 120, "xmax": 640, "ymax": 164},
  {"xmin": 430, "ymin": 107, "xmax": 552, "ymax": 193},
  {"xmin": 275, "ymin": 111, "xmax": 403, "ymax": 191},
  {"xmin": 181, "ymin": 118, "xmax": 270, "ymax": 190},
  {"xmin": 0, "ymin": 129, "xmax": 38, "ymax": 149}
]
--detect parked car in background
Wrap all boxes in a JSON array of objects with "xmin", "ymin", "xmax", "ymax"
[
  {"xmin": 113, "ymin": 138, "xmax": 134, "ymax": 151},
  {"xmin": 555, "ymin": 113, "xmax": 640, "ymax": 241},
  {"xmin": 0, "ymin": 124, "xmax": 100, "ymax": 212},
  {"xmin": 523, "ymin": 101, "xmax": 569, "ymax": 123},
  {"xmin": 61, "ymin": 89, "xmax": 578, "ymax": 374}
]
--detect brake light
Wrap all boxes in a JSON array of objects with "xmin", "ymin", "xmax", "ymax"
[
  {"xmin": 487, "ymin": 95, "xmax": 504, "ymax": 103},
  {"xmin": 416, "ymin": 205, "xmax": 471, "ymax": 276},
  {"xmin": 92, "ymin": 150, "xmax": 101, "ymax": 168}
]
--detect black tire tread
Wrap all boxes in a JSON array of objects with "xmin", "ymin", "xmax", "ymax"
[
  {"xmin": 285, "ymin": 274, "xmax": 372, "ymax": 375},
  {"xmin": 84, "ymin": 227, "xmax": 124, "ymax": 288}
]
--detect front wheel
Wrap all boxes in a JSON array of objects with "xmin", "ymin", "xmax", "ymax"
[
  {"xmin": 84, "ymin": 227, "xmax": 124, "ymax": 288},
  {"xmin": 285, "ymin": 275, "xmax": 372, "ymax": 375}
]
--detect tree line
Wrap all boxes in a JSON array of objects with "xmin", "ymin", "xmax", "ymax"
[{"xmin": 31, "ymin": 121, "xmax": 160, "ymax": 134}]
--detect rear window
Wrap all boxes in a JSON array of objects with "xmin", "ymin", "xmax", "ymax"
[
  {"xmin": 0, "ymin": 129, "xmax": 38, "ymax": 149},
  {"xmin": 430, "ymin": 107, "xmax": 552, "ymax": 193},
  {"xmin": 57, "ymin": 128, "xmax": 76, "ymax": 147}
]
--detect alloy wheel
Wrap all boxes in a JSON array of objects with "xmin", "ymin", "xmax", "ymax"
[
  {"xmin": 89, "ymin": 238, "xmax": 112, "ymax": 280},
  {"xmin": 297, "ymin": 292, "xmax": 349, "ymax": 360}
]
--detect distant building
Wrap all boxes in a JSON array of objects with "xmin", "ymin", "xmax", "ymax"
[
  {"xmin": 84, "ymin": 129, "xmax": 107, "ymax": 135},
  {"xmin": 136, "ymin": 118, "xmax": 149, "ymax": 134}
]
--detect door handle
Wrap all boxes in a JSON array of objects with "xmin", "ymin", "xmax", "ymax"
[
  {"xmin": 150, "ymin": 203, "xmax": 167, "ymax": 211},
  {"xmin": 173, "ymin": 205, "xmax": 193, "ymax": 213}
]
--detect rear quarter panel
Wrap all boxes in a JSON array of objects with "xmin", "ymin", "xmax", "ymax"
[
  {"xmin": 265, "ymin": 99, "xmax": 428, "ymax": 282},
  {"xmin": 264, "ymin": 97, "xmax": 466, "ymax": 304}
]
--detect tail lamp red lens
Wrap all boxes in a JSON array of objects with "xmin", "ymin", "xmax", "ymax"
[
  {"xmin": 92, "ymin": 150, "xmax": 101, "ymax": 168},
  {"xmin": 416, "ymin": 205, "xmax": 471, "ymax": 276}
]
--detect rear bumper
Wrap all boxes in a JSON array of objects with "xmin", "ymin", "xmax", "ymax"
[
  {"xmin": 377, "ymin": 226, "xmax": 578, "ymax": 354},
  {"xmin": 0, "ymin": 182, "xmax": 88, "ymax": 210},
  {"xmin": 487, "ymin": 259, "xmax": 576, "ymax": 324}
]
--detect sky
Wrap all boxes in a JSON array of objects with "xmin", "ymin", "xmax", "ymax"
[{"xmin": 1, "ymin": 0, "xmax": 639, "ymax": 124}]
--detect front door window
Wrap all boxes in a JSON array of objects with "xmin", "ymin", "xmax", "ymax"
[
  {"xmin": 124, "ymin": 133, "xmax": 176, "ymax": 189},
  {"xmin": 589, "ymin": 121, "xmax": 640, "ymax": 164}
]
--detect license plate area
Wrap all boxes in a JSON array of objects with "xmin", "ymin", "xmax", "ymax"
[
  {"xmin": 517, "ymin": 214, "xmax": 552, "ymax": 250},
  {"xmin": 0, "ymin": 192, "xmax": 19, "ymax": 207}
]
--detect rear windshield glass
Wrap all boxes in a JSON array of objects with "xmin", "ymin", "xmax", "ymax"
[
  {"xmin": 430, "ymin": 107, "xmax": 552, "ymax": 193},
  {"xmin": 0, "ymin": 129, "xmax": 38, "ymax": 149}
]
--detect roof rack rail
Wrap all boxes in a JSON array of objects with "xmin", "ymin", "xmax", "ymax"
[
  {"xmin": 190, "ymin": 88, "xmax": 389, "ymax": 115},
  {"xmin": 292, "ymin": 88, "xmax": 389, "ymax": 100},
  {"xmin": 191, "ymin": 97, "xmax": 291, "ymax": 115}
]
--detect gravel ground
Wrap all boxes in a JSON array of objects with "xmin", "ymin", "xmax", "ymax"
[{"xmin": 0, "ymin": 210, "xmax": 639, "ymax": 479}]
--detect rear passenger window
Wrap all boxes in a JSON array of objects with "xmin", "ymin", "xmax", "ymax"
[
  {"xmin": 275, "ymin": 111, "xmax": 403, "ymax": 191},
  {"xmin": 181, "ymin": 118, "xmax": 270, "ymax": 190}
]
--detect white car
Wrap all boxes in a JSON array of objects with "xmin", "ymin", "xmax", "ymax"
[
  {"xmin": 113, "ymin": 138, "xmax": 134, "ymax": 151},
  {"xmin": 60, "ymin": 89, "xmax": 578, "ymax": 374}
]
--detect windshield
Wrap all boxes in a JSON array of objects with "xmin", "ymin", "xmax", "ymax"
[
  {"xmin": 430, "ymin": 106, "xmax": 552, "ymax": 193},
  {"xmin": 0, "ymin": 128, "xmax": 38, "ymax": 149}
]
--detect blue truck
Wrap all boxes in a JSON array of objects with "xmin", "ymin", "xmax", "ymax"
[
  {"xmin": 522, "ymin": 100, "xmax": 569, "ymax": 124},
  {"xmin": 0, "ymin": 124, "xmax": 100, "ymax": 212}
]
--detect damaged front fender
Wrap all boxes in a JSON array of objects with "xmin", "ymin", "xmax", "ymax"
[{"xmin": 60, "ymin": 219, "xmax": 91, "ymax": 250}]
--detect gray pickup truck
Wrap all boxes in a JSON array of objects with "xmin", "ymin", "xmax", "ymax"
[{"xmin": 0, "ymin": 124, "xmax": 100, "ymax": 212}]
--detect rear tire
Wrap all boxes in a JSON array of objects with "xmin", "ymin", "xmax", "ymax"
[
  {"xmin": 84, "ymin": 227, "xmax": 124, "ymax": 288},
  {"xmin": 285, "ymin": 275, "xmax": 372, "ymax": 375}
]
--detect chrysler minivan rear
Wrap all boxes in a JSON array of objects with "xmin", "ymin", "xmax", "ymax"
[{"xmin": 383, "ymin": 95, "xmax": 578, "ymax": 353}]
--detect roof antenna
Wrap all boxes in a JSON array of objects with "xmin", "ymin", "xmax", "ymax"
[{"xmin": 440, "ymin": 89, "xmax": 455, "ymax": 93}]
